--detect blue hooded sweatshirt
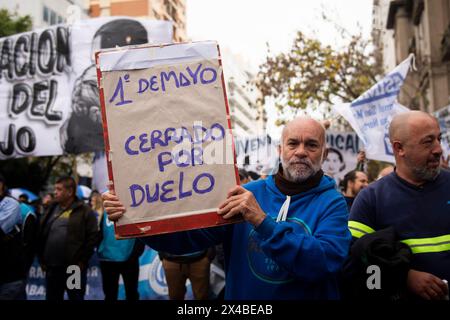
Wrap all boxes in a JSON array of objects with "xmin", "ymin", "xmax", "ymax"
[{"xmin": 141, "ymin": 175, "xmax": 351, "ymax": 300}]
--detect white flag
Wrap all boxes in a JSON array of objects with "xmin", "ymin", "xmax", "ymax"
[
  {"xmin": 332, "ymin": 54, "xmax": 414, "ymax": 163},
  {"xmin": 92, "ymin": 151, "xmax": 109, "ymax": 193},
  {"xmin": 435, "ymin": 104, "xmax": 450, "ymax": 159}
]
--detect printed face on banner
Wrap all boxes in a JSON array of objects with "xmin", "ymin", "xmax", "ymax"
[
  {"xmin": 100, "ymin": 45, "xmax": 238, "ymax": 233},
  {"xmin": 322, "ymin": 132, "xmax": 361, "ymax": 187},
  {"xmin": 435, "ymin": 105, "xmax": 450, "ymax": 158},
  {"xmin": 0, "ymin": 18, "xmax": 172, "ymax": 159}
]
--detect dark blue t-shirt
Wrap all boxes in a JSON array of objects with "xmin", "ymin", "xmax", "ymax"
[{"xmin": 349, "ymin": 170, "xmax": 450, "ymax": 281}]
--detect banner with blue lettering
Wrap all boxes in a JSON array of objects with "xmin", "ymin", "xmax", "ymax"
[
  {"xmin": 26, "ymin": 250, "xmax": 167, "ymax": 300},
  {"xmin": 435, "ymin": 104, "xmax": 450, "ymax": 159},
  {"xmin": 0, "ymin": 17, "xmax": 172, "ymax": 159},
  {"xmin": 332, "ymin": 54, "xmax": 414, "ymax": 163},
  {"xmin": 322, "ymin": 132, "xmax": 361, "ymax": 186},
  {"xmin": 96, "ymin": 41, "xmax": 239, "ymax": 237},
  {"xmin": 235, "ymin": 134, "xmax": 278, "ymax": 176},
  {"xmin": 26, "ymin": 254, "xmax": 104, "ymax": 300},
  {"xmin": 27, "ymin": 247, "xmax": 224, "ymax": 300}
]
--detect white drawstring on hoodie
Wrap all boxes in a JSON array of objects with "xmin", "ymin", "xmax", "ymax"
[{"xmin": 276, "ymin": 195, "xmax": 291, "ymax": 222}]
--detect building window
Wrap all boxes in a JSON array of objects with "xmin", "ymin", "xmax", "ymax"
[
  {"xmin": 43, "ymin": 5, "xmax": 64, "ymax": 26},
  {"xmin": 43, "ymin": 6, "xmax": 49, "ymax": 23},
  {"xmin": 442, "ymin": 24, "xmax": 450, "ymax": 61},
  {"xmin": 50, "ymin": 11, "xmax": 56, "ymax": 25},
  {"xmin": 165, "ymin": 2, "xmax": 174, "ymax": 18}
]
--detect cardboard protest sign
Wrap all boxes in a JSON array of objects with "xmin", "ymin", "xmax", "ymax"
[
  {"xmin": 0, "ymin": 17, "xmax": 172, "ymax": 159},
  {"xmin": 96, "ymin": 41, "xmax": 240, "ymax": 237}
]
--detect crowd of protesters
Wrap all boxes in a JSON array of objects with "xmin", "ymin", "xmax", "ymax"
[{"xmin": 1, "ymin": 111, "xmax": 449, "ymax": 300}]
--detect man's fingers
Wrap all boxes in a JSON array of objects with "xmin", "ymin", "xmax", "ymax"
[
  {"xmin": 102, "ymin": 192, "xmax": 118, "ymax": 201},
  {"xmin": 432, "ymin": 282, "xmax": 445, "ymax": 296},
  {"xmin": 104, "ymin": 205, "xmax": 126, "ymax": 215},
  {"xmin": 421, "ymin": 277, "xmax": 446, "ymax": 299},
  {"xmin": 105, "ymin": 206, "xmax": 126, "ymax": 213},
  {"xmin": 218, "ymin": 195, "xmax": 242, "ymax": 210},
  {"xmin": 425, "ymin": 286, "xmax": 441, "ymax": 300},
  {"xmin": 218, "ymin": 199, "xmax": 241, "ymax": 215},
  {"xmin": 421, "ymin": 291, "xmax": 431, "ymax": 300},
  {"xmin": 103, "ymin": 199, "xmax": 123, "ymax": 208},
  {"xmin": 104, "ymin": 208, "xmax": 126, "ymax": 218},
  {"xmin": 227, "ymin": 186, "xmax": 246, "ymax": 198},
  {"xmin": 222, "ymin": 206, "xmax": 243, "ymax": 219},
  {"xmin": 107, "ymin": 211, "xmax": 125, "ymax": 221},
  {"xmin": 431, "ymin": 279, "xmax": 447, "ymax": 296}
]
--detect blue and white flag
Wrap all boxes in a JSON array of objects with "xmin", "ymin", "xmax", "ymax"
[{"xmin": 333, "ymin": 54, "xmax": 414, "ymax": 163}]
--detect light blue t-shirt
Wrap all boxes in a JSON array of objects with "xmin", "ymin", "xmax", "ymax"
[
  {"xmin": 98, "ymin": 213, "xmax": 135, "ymax": 262},
  {"xmin": 0, "ymin": 196, "xmax": 21, "ymax": 234},
  {"xmin": 20, "ymin": 203, "xmax": 36, "ymax": 223}
]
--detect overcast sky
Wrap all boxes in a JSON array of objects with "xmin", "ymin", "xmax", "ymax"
[
  {"xmin": 186, "ymin": 0, "xmax": 373, "ymax": 71},
  {"xmin": 186, "ymin": 0, "xmax": 374, "ymax": 136}
]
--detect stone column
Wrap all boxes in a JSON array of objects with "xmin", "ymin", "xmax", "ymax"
[{"xmin": 425, "ymin": 0, "xmax": 450, "ymax": 112}]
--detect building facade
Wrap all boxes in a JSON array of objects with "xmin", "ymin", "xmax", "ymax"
[
  {"xmin": 89, "ymin": 0, "xmax": 187, "ymax": 41},
  {"xmin": 1, "ymin": 0, "xmax": 89, "ymax": 28},
  {"xmin": 372, "ymin": 0, "xmax": 397, "ymax": 72},
  {"xmin": 221, "ymin": 48, "xmax": 266, "ymax": 137},
  {"xmin": 385, "ymin": 0, "xmax": 450, "ymax": 112}
]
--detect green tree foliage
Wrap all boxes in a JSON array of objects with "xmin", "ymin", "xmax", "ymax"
[
  {"xmin": 256, "ymin": 31, "xmax": 383, "ymax": 126},
  {"xmin": 0, "ymin": 154, "xmax": 82, "ymax": 194},
  {"xmin": 256, "ymin": 25, "xmax": 388, "ymax": 178},
  {"xmin": 0, "ymin": 8, "xmax": 32, "ymax": 38}
]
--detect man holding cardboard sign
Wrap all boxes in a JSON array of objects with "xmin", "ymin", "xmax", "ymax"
[{"xmin": 103, "ymin": 117, "xmax": 351, "ymax": 299}]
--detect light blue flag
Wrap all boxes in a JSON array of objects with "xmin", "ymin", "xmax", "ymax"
[{"xmin": 333, "ymin": 54, "xmax": 414, "ymax": 163}]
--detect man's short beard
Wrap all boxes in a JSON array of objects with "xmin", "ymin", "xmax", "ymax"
[
  {"xmin": 405, "ymin": 156, "xmax": 441, "ymax": 181},
  {"xmin": 410, "ymin": 165, "xmax": 440, "ymax": 182},
  {"xmin": 280, "ymin": 156, "xmax": 322, "ymax": 183}
]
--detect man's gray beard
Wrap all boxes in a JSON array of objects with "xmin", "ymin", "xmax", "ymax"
[
  {"xmin": 404, "ymin": 157, "xmax": 441, "ymax": 182},
  {"xmin": 410, "ymin": 165, "xmax": 440, "ymax": 182},
  {"xmin": 280, "ymin": 157, "xmax": 321, "ymax": 183}
]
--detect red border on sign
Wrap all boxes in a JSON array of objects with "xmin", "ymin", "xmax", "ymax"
[
  {"xmin": 95, "ymin": 52, "xmax": 115, "ymax": 188},
  {"xmin": 115, "ymin": 211, "xmax": 242, "ymax": 239},
  {"xmin": 96, "ymin": 41, "xmax": 242, "ymax": 238}
]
